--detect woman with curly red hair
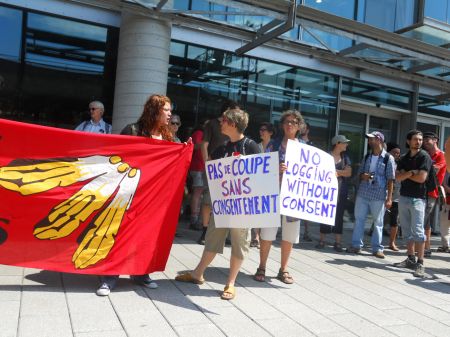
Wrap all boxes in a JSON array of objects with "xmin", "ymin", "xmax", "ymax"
[
  {"xmin": 96, "ymin": 94, "xmax": 173, "ymax": 296},
  {"xmin": 121, "ymin": 94, "xmax": 173, "ymax": 140}
]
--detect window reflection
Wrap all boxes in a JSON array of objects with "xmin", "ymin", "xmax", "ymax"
[
  {"xmin": 0, "ymin": 6, "xmax": 22, "ymax": 62},
  {"xmin": 342, "ymin": 78, "xmax": 411, "ymax": 110},
  {"xmin": 168, "ymin": 40, "xmax": 337, "ymax": 149},
  {"xmin": 0, "ymin": 5, "xmax": 118, "ymax": 129}
]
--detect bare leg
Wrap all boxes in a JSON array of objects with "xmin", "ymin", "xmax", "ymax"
[
  {"xmin": 389, "ymin": 226, "xmax": 399, "ymax": 250},
  {"xmin": 190, "ymin": 186, "xmax": 204, "ymax": 224},
  {"xmin": 280, "ymin": 240, "xmax": 293, "ymax": 271},
  {"xmin": 416, "ymin": 241, "xmax": 425, "ymax": 261},
  {"xmin": 190, "ymin": 250, "xmax": 216, "ymax": 280},
  {"xmin": 424, "ymin": 228, "xmax": 431, "ymax": 251},
  {"xmin": 258, "ymin": 239, "xmax": 272, "ymax": 270},
  {"xmin": 226, "ymin": 255, "xmax": 244, "ymax": 287}
]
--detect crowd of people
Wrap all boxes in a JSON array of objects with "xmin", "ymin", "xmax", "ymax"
[{"xmin": 76, "ymin": 96, "xmax": 450, "ymax": 299}]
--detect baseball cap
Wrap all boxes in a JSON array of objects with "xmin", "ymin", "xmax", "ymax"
[
  {"xmin": 331, "ymin": 135, "xmax": 351, "ymax": 145},
  {"xmin": 423, "ymin": 131, "xmax": 438, "ymax": 139},
  {"xmin": 365, "ymin": 131, "xmax": 385, "ymax": 143}
]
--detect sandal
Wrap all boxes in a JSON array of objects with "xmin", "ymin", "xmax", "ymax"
[
  {"xmin": 277, "ymin": 269, "xmax": 294, "ymax": 284},
  {"xmin": 333, "ymin": 243, "xmax": 343, "ymax": 252},
  {"xmin": 220, "ymin": 285, "xmax": 235, "ymax": 300},
  {"xmin": 250, "ymin": 239, "xmax": 260, "ymax": 248},
  {"xmin": 175, "ymin": 272, "xmax": 205, "ymax": 284},
  {"xmin": 437, "ymin": 246, "xmax": 449, "ymax": 253},
  {"xmin": 315, "ymin": 241, "xmax": 325, "ymax": 249},
  {"xmin": 253, "ymin": 267, "xmax": 266, "ymax": 282}
]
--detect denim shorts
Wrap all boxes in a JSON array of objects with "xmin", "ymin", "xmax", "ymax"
[{"xmin": 398, "ymin": 195, "xmax": 426, "ymax": 242}]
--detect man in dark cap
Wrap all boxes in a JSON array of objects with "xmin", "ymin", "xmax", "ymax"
[{"xmin": 422, "ymin": 131, "xmax": 446, "ymax": 257}]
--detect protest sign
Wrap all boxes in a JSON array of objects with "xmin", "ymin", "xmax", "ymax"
[
  {"xmin": 280, "ymin": 140, "xmax": 338, "ymax": 226},
  {"xmin": 206, "ymin": 152, "xmax": 280, "ymax": 228}
]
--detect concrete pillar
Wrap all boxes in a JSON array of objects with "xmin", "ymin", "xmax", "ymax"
[{"xmin": 112, "ymin": 12, "xmax": 171, "ymax": 133}]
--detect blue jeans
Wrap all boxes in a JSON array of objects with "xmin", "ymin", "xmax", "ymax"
[
  {"xmin": 398, "ymin": 195, "xmax": 426, "ymax": 242},
  {"xmin": 352, "ymin": 196, "xmax": 385, "ymax": 252}
]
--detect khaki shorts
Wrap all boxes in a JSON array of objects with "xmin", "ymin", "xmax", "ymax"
[
  {"xmin": 260, "ymin": 216, "xmax": 300, "ymax": 244},
  {"xmin": 204, "ymin": 215, "xmax": 250, "ymax": 260}
]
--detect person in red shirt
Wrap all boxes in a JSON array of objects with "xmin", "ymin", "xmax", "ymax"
[
  {"xmin": 188, "ymin": 122, "xmax": 206, "ymax": 230},
  {"xmin": 422, "ymin": 131, "xmax": 447, "ymax": 257}
]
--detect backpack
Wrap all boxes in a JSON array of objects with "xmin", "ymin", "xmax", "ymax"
[
  {"xmin": 363, "ymin": 152, "xmax": 391, "ymax": 175},
  {"xmin": 425, "ymin": 165, "xmax": 439, "ymax": 193}
]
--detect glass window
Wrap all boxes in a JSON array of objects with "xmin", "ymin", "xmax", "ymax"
[
  {"xmin": 342, "ymin": 78, "xmax": 411, "ymax": 110},
  {"xmin": 0, "ymin": 6, "xmax": 119, "ymax": 130},
  {"xmin": 424, "ymin": 0, "xmax": 448, "ymax": 23},
  {"xmin": 364, "ymin": 0, "xmax": 397, "ymax": 31},
  {"xmin": 168, "ymin": 40, "xmax": 338, "ymax": 147},
  {"xmin": 174, "ymin": 0, "xmax": 189, "ymax": 10},
  {"xmin": 304, "ymin": 0, "xmax": 356, "ymax": 20},
  {"xmin": 369, "ymin": 116, "xmax": 398, "ymax": 145},
  {"xmin": 0, "ymin": 6, "xmax": 22, "ymax": 62},
  {"xmin": 395, "ymin": 0, "xmax": 417, "ymax": 30}
]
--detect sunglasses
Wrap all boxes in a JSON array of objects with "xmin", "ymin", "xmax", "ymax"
[
  {"xmin": 283, "ymin": 120, "xmax": 299, "ymax": 126},
  {"xmin": 259, "ymin": 128, "xmax": 268, "ymax": 132},
  {"xmin": 171, "ymin": 121, "xmax": 180, "ymax": 126},
  {"xmin": 89, "ymin": 107, "xmax": 98, "ymax": 111}
]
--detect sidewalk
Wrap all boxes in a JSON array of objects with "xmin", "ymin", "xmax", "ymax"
[{"xmin": 1, "ymin": 220, "xmax": 450, "ymax": 337}]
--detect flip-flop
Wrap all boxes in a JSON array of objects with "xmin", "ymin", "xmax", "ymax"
[
  {"xmin": 220, "ymin": 285, "xmax": 235, "ymax": 300},
  {"xmin": 175, "ymin": 272, "xmax": 205, "ymax": 284}
]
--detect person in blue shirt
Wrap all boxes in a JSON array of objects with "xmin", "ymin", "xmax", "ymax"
[
  {"xmin": 75, "ymin": 101, "xmax": 112, "ymax": 134},
  {"xmin": 347, "ymin": 131, "xmax": 395, "ymax": 258}
]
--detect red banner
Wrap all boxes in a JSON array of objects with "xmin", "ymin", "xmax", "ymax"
[{"xmin": 0, "ymin": 119, "xmax": 192, "ymax": 275}]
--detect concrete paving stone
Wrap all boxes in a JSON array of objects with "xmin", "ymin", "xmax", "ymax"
[
  {"xmin": 0, "ymin": 276, "xmax": 24, "ymax": 286},
  {"xmin": 204, "ymin": 306, "xmax": 272, "ymax": 337},
  {"xmin": 75, "ymin": 331, "xmax": 127, "ymax": 337},
  {"xmin": 115, "ymin": 309, "xmax": 176, "ymax": 334},
  {"xmin": 385, "ymin": 308, "xmax": 450, "ymax": 336},
  {"xmin": 385, "ymin": 324, "xmax": 435, "ymax": 337},
  {"xmin": 69, "ymin": 305, "xmax": 123, "ymax": 333},
  {"xmin": 255, "ymin": 317, "xmax": 316, "ymax": 337},
  {"xmin": 279, "ymin": 302, "xmax": 348, "ymax": 335},
  {"xmin": 21, "ymin": 270, "xmax": 62, "ymax": 287},
  {"xmin": 17, "ymin": 314, "xmax": 73, "ymax": 337},
  {"xmin": 124, "ymin": 325, "xmax": 178, "ymax": 337},
  {"xmin": 0, "ymin": 265, "xmax": 23, "ymax": 276},
  {"xmin": 0, "ymin": 300, "xmax": 20, "ymax": 337},
  {"xmin": 150, "ymin": 297, "xmax": 212, "ymax": 327},
  {"xmin": 317, "ymin": 331, "xmax": 358, "ymax": 337},
  {"xmin": 20, "ymin": 290, "xmax": 68, "ymax": 317},
  {"xmin": 0, "ymin": 284, "xmax": 22, "ymax": 301},
  {"xmin": 175, "ymin": 323, "xmax": 226, "ymax": 337}
]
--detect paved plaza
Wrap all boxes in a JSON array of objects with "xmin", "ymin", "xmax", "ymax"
[{"xmin": 1, "ymin": 222, "xmax": 450, "ymax": 337}]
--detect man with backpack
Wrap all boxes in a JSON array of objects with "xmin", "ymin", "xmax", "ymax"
[
  {"xmin": 422, "ymin": 131, "xmax": 446, "ymax": 257},
  {"xmin": 394, "ymin": 130, "xmax": 432, "ymax": 278},
  {"xmin": 347, "ymin": 131, "xmax": 395, "ymax": 258}
]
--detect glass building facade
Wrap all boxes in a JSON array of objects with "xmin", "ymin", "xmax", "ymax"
[{"xmin": 0, "ymin": 4, "xmax": 119, "ymax": 129}]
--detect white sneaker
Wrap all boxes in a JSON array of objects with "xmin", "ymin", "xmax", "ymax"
[{"xmin": 96, "ymin": 283, "xmax": 111, "ymax": 296}]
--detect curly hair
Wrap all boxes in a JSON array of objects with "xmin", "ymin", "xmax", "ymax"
[
  {"xmin": 279, "ymin": 109, "xmax": 304, "ymax": 138},
  {"xmin": 137, "ymin": 94, "xmax": 173, "ymax": 141}
]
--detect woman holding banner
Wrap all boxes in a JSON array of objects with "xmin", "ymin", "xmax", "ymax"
[
  {"xmin": 96, "ymin": 94, "xmax": 174, "ymax": 296},
  {"xmin": 254, "ymin": 110, "xmax": 304, "ymax": 284},
  {"xmin": 175, "ymin": 108, "xmax": 260, "ymax": 300},
  {"xmin": 316, "ymin": 135, "xmax": 352, "ymax": 252}
]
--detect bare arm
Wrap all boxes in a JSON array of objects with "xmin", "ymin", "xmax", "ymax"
[
  {"xmin": 337, "ymin": 165, "xmax": 352, "ymax": 178},
  {"xmin": 385, "ymin": 179, "xmax": 394, "ymax": 209},
  {"xmin": 201, "ymin": 141, "xmax": 209, "ymax": 162}
]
